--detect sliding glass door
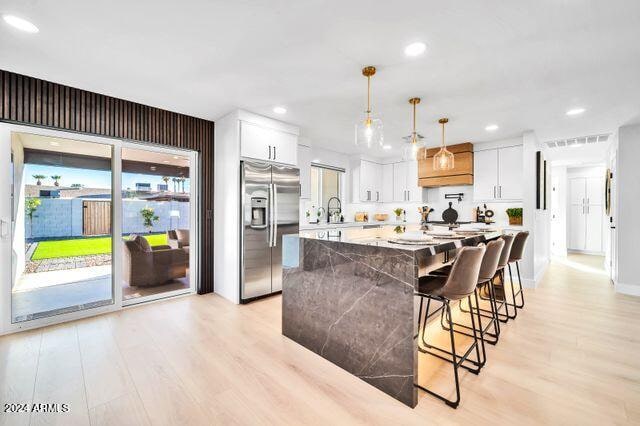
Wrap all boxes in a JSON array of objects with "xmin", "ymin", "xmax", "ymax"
[
  {"xmin": 0, "ymin": 124, "xmax": 199, "ymax": 333},
  {"xmin": 120, "ymin": 145, "xmax": 197, "ymax": 305},
  {"xmin": 8, "ymin": 131, "xmax": 115, "ymax": 323}
]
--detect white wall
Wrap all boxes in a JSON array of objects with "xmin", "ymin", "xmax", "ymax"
[
  {"xmin": 615, "ymin": 123, "xmax": 640, "ymax": 295},
  {"xmin": 520, "ymin": 131, "xmax": 550, "ymax": 287},
  {"xmin": 550, "ymin": 165, "xmax": 567, "ymax": 256},
  {"xmin": 213, "ymin": 112, "xmax": 241, "ymax": 304}
]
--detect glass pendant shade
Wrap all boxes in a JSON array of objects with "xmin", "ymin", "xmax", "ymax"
[
  {"xmin": 355, "ymin": 117, "xmax": 384, "ymax": 148},
  {"xmin": 433, "ymin": 146, "xmax": 455, "ymax": 170},
  {"xmin": 433, "ymin": 117, "xmax": 455, "ymax": 171},
  {"xmin": 403, "ymin": 134, "xmax": 425, "ymax": 161},
  {"xmin": 402, "ymin": 97, "xmax": 424, "ymax": 161},
  {"xmin": 355, "ymin": 66, "xmax": 383, "ymax": 148}
]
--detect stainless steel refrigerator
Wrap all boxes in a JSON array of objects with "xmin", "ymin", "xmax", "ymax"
[{"xmin": 240, "ymin": 161, "xmax": 299, "ymax": 302}]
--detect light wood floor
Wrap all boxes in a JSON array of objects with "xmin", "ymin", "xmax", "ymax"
[{"xmin": 1, "ymin": 254, "xmax": 639, "ymax": 425}]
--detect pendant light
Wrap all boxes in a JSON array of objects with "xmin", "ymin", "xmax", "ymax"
[
  {"xmin": 433, "ymin": 118, "xmax": 454, "ymax": 170},
  {"xmin": 355, "ymin": 66, "xmax": 383, "ymax": 148},
  {"xmin": 402, "ymin": 97, "xmax": 425, "ymax": 161}
]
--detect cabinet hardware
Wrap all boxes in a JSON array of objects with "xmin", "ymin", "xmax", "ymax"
[
  {"xmin": 498, "ymin": 186, "xmax": 502, "ymax": 198},
  {"xmin": 493, "ymin": 186, "xmax": 496, "ymax": 199},
  {"xmin": 268, "ymin": 145, "xmax": 272, "ymax": 160},
  {"xmin": 273, "ymin": 146, "xmax": 277, "ymax": 160},
  {"xmin": 376, "ymin": 191, "xmax": 379, "ymax": 202}
]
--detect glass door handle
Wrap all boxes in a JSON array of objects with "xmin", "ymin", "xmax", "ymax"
[{"xmin": 0, "ymin": 219, "xmax": 8, "ymax": 239}]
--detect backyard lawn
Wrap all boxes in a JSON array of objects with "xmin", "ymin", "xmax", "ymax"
[{"xmin": 31, "ymin": 234, "xmax": 168, "ymax": 260}]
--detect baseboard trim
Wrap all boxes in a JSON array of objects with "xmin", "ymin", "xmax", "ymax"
[
  {"xmin": 522, "ymin": 261, "xmax": 549, "ymax": 289},
  {"xmin": 615, "ymin": 282, "xmax": 640, "ymax": 296}
]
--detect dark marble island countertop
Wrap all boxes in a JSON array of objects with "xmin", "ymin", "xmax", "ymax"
[{"xmin": 281, "ymin": 225, "xmax": 502, "ymax": 408}]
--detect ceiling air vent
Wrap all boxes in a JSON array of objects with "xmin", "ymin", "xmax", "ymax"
[{"xmin": 545, "ymin": 133, "xmax": 610, "ymax": 149}]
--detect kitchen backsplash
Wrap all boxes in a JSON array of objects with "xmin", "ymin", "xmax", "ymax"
[{"xmin": 300, "ymin": 185, "xmax": 523, "ymax": 226}]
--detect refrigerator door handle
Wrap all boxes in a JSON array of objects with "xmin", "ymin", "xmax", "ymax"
[
  {"xmin": 272, "ymin": 183, "xmax": 278, "ymax": 247},
  {"xmin": 268, "ymin": 183, "xmax": 274, "ymax": 247}
]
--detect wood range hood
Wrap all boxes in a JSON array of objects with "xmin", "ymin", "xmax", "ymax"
[{"xmin": 417, "ymin": 142, "xmax": 474, "ymax": 187}]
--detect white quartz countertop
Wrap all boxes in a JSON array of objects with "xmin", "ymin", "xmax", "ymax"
[{"xmin": 299, "ymin": 221, "xmax": 420, "ymax": 230}]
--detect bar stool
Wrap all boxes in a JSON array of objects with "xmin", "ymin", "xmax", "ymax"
[
  {"xmin": 443, "ymin": 238, "xmax": 505, "ymax": 347},
  {"xmin": 507, "ymin": 231, "xmax": 529, "ymax": 310},
  {"xmin": 481, "ymin": 233, "xmax": 516, "ymax": 322},
  {"xmin": 414, "ymin": 245, "xmax": 486, "ymax": 409}
]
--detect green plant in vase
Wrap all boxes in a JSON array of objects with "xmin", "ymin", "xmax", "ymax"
[
  {"xmin": 393, "ymin": 208, "xmax": 404, "ymax": 221},
  {"xmin": 506, "ymin": 207, "xmax": 523, "ymax": 225}
]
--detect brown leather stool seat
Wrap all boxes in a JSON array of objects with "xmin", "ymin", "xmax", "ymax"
[{"xmin": 414, "ymin": 245, "xmax": 485, "ymax": 409}]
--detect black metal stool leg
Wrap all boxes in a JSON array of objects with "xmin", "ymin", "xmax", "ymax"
[
  {"xmin": 505, "ymin": 264, "xmax": 517, "ymax": 319},
  {"xmin": 515, "ymin": 261, "xmax": 525, "ymax": 308},
  {"xmin": 415, "ymin": 300, "xmax": 461, "ymax": 408}
]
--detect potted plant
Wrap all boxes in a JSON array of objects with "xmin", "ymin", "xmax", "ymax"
[
  {"xmin": 50, "ymin": 175, "xmax": 62, "ymax": 187},
  {"xmin": 140, "ymin": 207, "xmax": 159, "ymax": 233},
  {"xmin": 25, "ymin": 197, "xmax": 41, "ymax": 237},
  {"xmin": 32, "ymin": 174, "xmax": 46, "ymax": 186},
  {"xmin": 506, "ymin": 208, "xmax": 523, "ymax": 225},
  {"xmin": 393, "ymin": 208, "xmax": 404, "ymax": 221}
]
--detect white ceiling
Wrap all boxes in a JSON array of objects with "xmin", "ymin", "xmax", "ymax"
[{"xmin": 2, "ymin": 0, "xmax": 640, "ymax": 158}]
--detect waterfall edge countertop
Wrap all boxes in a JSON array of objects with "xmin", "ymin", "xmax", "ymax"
[
  {"xmin": 298, "ymin": 225, "xmax": 503, "ymax": 254},
  {"xmin": 282, "ymin": 225, "xmax": 503, "ymax": 408}
]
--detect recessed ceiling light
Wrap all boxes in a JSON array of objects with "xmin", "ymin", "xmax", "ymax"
[
  {"xmin": 163, "ymin": 160, "xmax": 170, "ymax": 163},
  {"xmin": 273, "ymin": 106, "xmax": 287, "ymax": 114},
  {"xmin": 382, "ymin": 145, "xmax": 392, "ymax": 150},
  {"xmin": 173, "ymin": 156, "xmax": 179, "ymax": 159},
  {"xmin": 566, "ymin": 108, "xmax": 585, "ymax": 116},
  {"xmin": 49, "ymin": 141, "xmax": 60, "ymax": 146},
  {"xmin": 404, "ymin": 42, "xmax": 426, "ymax": 57},
  {"xmin": 485, "ymin": 124, "xmax": 499, "ymax": 131},
  {"xmin": 3, "ymin": 15, "xmax": 39, "ymax": 33}
]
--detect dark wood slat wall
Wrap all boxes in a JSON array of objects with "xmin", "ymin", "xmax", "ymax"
[{"xmin": 0, "ymin": 69, "xmax": 214, "ymax": 294}]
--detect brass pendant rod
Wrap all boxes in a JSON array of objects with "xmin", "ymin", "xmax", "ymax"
[{"xmin": 367, "ymin": 75, "xmax": 371, "ymax": 116}]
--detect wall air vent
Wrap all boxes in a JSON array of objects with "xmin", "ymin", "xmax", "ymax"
[{"xmin": 545, "ymin": 133, "xmax": 610, "ymax": 149}]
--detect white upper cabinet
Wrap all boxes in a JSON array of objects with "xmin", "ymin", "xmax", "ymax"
[
  {"xmin": 473, "ymin": 149, "xmax": 499, "ymax": 200},
  {"xmin": 392, "ymin": 162, "xmax": 407, "ymax": 202},
  {"xmin": 352, "ymin": 159, "xmax": 424, "ymax": 204},
  {"xmin": 497, "ymin": 145, "xmax": 523, "ymax": 200},
  {"xmin": 353, "ymin": 159, "xmax": 382, "ymax": 202},
  {"xmin": 473, "ymin": 145, "xmax": 522, "ymax": 201},
  {"xmin": 240, "ymin": 120, "xmax": 298, "ymax": 166},
  {"xmin": 381, "ymin": 163, "xmax": 394, "ymax": 203},
  {"xmin": 405, "ymin": 160, "xmax": 423, "ymax": 202},
  {"xmin": 392, "ymin": 161, "xmax": 425, "ymax": 202}
]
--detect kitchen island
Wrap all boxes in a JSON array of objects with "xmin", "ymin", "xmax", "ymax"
[{"xmin": 281, "ymin": 225, "xmax": 501, "ymax": 408}]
